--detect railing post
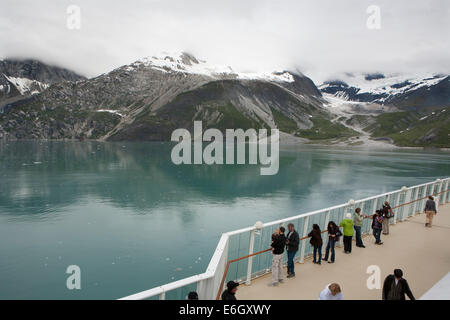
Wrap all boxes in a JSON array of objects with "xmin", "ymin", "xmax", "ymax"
[
  {"xmin": 415, "ymin": 187, "xmax": 423, "ymax": 215},
  {"xmin": 159, "ymin": 291, "xmax": 166, "ymax": 300},
  {"xmin": 442, "ymin": 180, "xmax": 448, "ymax": 205},
  {"xmin": 324, "ymin": 211, "xmax": 330, "ymax": 232},
  {"xmin": 402, "ymin": 187, "xmax": 411, "ymax": 221},
  {"xmin": 245, "ymin": 230, "xmax": 256, "ymax": 285},
  {"xmin": 431, "ymin": 182, "xmax": 437, "ymax": 199},
  {"xmin": 391, "ymin": 193, "xmax": 398, "ymax": 224},
  {"xmin": 436, "ymin": 179, "xmax": 443, "ymax": 206},
  {"xmin": 299, "ymin": 216, "xmax": 310, "ymax": 263}
]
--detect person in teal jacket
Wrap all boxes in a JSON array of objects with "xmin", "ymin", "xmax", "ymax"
[{"xmin": 340, "ymin": 213, "xmax": 354, "ymax": 254}]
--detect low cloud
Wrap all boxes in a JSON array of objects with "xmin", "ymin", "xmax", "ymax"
[{"xmin": 1, "ymin": 0, "xmax": 449, "ymax": 83}]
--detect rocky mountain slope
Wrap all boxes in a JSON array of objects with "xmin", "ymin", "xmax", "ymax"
[
  {"xmin": 319, "ymin": 72, "xmax": 449, "ymax": 109},
  {"xmin": 319, "ymin": 73, "xmax": 450, "ymax": 147},
  {"xmin": 0, "ymin": 55, "xmax": 448, "ymax": 147},
  {"xmin": 0, "ymin": 53, "xmax": 357, "ymax": 142},
  {"xmin": 0, "ymin": 59, "xmax": 86, "ymax": 109}
]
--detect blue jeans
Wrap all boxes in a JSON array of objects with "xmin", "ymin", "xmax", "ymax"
[
  {"xmin": 324, "ymin": 238, "xmax": 336, "ymax": 262},
  {"xmin": 354, "ymin": 226, "xmax": 364, "ymax": 246},
  {"xmin": 373, "ymin": 228, "xmax": 382, "ymax": 243},
  {"xmin": 287, "ymin": 251, "xmax": 297, "ymax": 274},
  {"xmin": 313, "ymin": 245, "xmax": 322, "ymax": 263}
]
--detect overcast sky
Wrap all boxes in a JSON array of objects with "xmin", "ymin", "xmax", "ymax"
[{"xmin": 1, "ymin": 0, "xmax": 449, "ymax": 83}]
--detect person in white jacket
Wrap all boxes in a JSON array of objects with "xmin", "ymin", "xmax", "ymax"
[{"xmin": 318, "ymin": 283, "xmax": 344, "ymax": 300}]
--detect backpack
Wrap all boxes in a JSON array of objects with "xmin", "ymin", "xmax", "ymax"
[{"xmin": 383, "ymin": 206, "xmax": 394, "ymax": 219}]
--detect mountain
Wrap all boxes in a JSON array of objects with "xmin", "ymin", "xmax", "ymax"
[
  {"xmin": 319, "ymin": 72, "xmax": 450, "ymax": 147},
  {"xmin": 1, "ymin": 55, "xmax": 448, "ymax": 147},
  {"xmin": 319, "ymin": 72, "xmax": 450, "ymax": 109},
  {"xmin": 0, "ymin": 59, "xmax": 86, "ymax": 109},
  {"xmin": 0, "ymin": 52, "xmax": 358, "ymax": 142}
]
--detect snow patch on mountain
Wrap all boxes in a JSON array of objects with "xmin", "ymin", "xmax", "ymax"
[
  {"xmin": 322, "ymin": 73, "xmax": 446, "ymax": 94},
  {"xmin": 96, "ymin": 109, "xmax": 123, "ymax": 117},
  {"xmin": 322, "ymin": 93, "xmax": 392, "ymax": 115},
  {"xmin": 319, "ymin": 72, "xmax": 447, "ymax": 104},
  {"xmin": 3, "ymin": 74, "xmax": 49, "ymax": 95},
  {"xmin": 128, "ymin": 51, "xmax": 295, "ymax": 83}
]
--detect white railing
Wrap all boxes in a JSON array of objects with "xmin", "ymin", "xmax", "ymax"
[{"xmin": 119, "ymin": 177, "xmax": 450, "ymax": 300}]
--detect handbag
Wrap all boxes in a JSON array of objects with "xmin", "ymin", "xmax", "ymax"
[{"xmin": 335, "ymin": 229, "xmax": 343, "ymax": 241}]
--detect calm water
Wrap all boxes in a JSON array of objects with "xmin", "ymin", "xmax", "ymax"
[{"xmin": 0, "ymin": 141, "xmax": 448, "ymax": 299}]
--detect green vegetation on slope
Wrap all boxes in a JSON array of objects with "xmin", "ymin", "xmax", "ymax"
[
  {"xmin": 270, "ymin": 107, "xmax": 298, "ymax": 133},
  {"xmin": 205, "ymin": 103, "xmax": 261, "ymax": 131},
  {"xmin": 366, "ymin": 109, "xmax": 450, "ymax": 147},
  {"xmin": 296, "ymin": 117, "xmax": 359, "ymax": 140}
]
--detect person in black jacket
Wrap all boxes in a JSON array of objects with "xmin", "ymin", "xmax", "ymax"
[
  {"xmin": 323, "ymin": 221, "xmax": 340, "ymax": 263},
  {"xmin": 424, "ymin": 196, "xmax": 437, "ymax": 227},
  {"xmin": 286, "ymin": 223, "xmax": 299, "ymax": 278},
  {"xmin": 221, "ymin": 281, "xmax": 239, "ymax": 300},
  {"xmin": 269, "ymin": 229, "xmax": 286, "ymax": 286},
  {"xmin": 382, "ymin": 269, "xmax": 415, "ymax": 300},
  {"xmin": 308, "ymin": 224, "xmax": 323, "ymax": 265}
]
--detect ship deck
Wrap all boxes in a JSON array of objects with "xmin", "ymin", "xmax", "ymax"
[{"xmin": 238, "ymin": 204, "xmax": 450, "ymax": 300}]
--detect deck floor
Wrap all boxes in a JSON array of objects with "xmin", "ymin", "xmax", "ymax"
[{"xmin": 237, "ymin": 203, "xmax": 450, "ymax": 300}]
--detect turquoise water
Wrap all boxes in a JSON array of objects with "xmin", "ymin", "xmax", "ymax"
[{"xmin": 0, "ymin": 141, "xmax": 448, "ymax": 299}]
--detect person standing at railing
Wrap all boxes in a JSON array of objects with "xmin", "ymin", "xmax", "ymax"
[
  {"xmin": 269, "ymin": 229, "xmax": 286, "ymax": 286},
  {"xmin": 308, "ymin": 224, "xmax": 323, "ymax": 265},
  {"xmin": 424, "ymin": 196, "xmax": 437, "ymax": 228},
  {"xmin": 323, "ymin": 221, "xmax": 341, "ymax": 264},
  {"xmin": 353, "ymin": 208, "xmax": 366, "ymax": 248},
  {"xmin": 286, "ymin": 223, "xmax": 299, "ymax": 278},
  {"xmin": 372, "ymin": 210, "xmax": 384, "ymax": 245},
  {"xmin": 381, "ymin": 201, "xmax": 394, "ymax": 235},
  {"xmin": 340, "ymin": 213, "xmax": 354, "ymax": 254}
]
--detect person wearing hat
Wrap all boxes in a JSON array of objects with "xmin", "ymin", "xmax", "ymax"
[
  {"xmin": 221, "ymin": 281, "xmax": 239, "ymax": 300},
  {"xmin": 339, "ymin": 213, "xmax": 354, "ymax": 254},
  {"xmin": 381, "ymin": 201, "xmax": 394, "ymax": 235}
]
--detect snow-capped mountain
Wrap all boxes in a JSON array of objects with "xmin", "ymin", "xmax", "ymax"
[
  {"xmin": 319, "ymin": 72, "xmax": 449, "ymax": 109},
  {"xmin": 0, "ymin": 59, "xmax": 86, "ymax": 107},
  {"xmin": 0, "ymin": 52, "xmax": 330, "ymax": 141},
  {"xmin": 1, "ymin": 53, "xmax": 448, "ymax": 147},
  {"xmin": 131, "ymin": 51, "xmax": 297, "ymax": 83}
]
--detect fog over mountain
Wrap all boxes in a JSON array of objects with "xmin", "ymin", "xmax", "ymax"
[{"xmin": 1, "ymin": 0, "xmax": 449, "ymax": 82}]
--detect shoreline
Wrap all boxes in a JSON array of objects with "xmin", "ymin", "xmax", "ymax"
[{"xmin": 0, "ymin": 136, "xmax": 449, "ymax": 151}]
